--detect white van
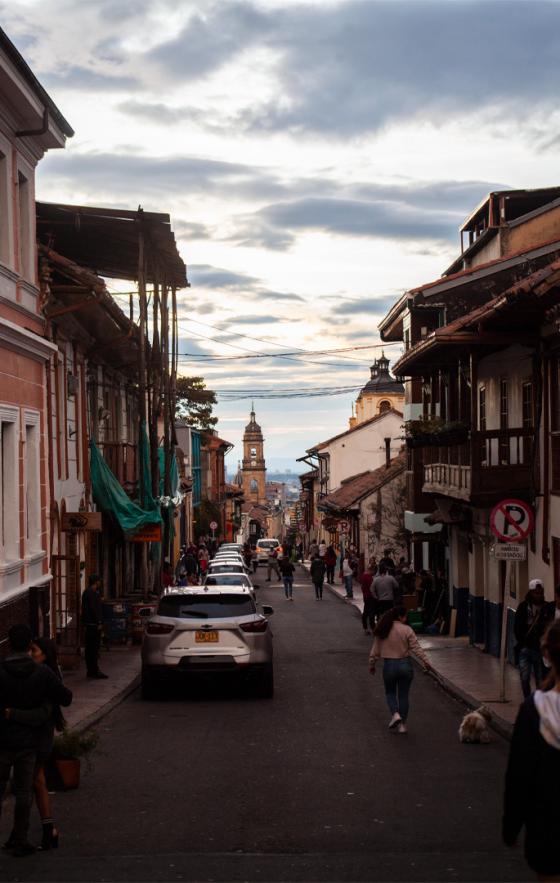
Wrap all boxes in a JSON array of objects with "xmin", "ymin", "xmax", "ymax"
[{"xmin": 255, "ymin": 538, "xmax": 281, "ymax": 564}]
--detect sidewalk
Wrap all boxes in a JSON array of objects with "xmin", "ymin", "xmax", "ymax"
[
  {"xmin": 62, "ymin": 644, "xmax": 141, "ymax": 732},
  {"xmin": 302, "ymin": 561, "xmax": 523, "ymax": 739}
]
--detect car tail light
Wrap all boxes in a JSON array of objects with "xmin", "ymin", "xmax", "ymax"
[
  {"xmin": 146, "ymin": 622, "xmax": 174, "ymax": 635},
  {"xmin": 240, "ymin": 619, "xmax": 268, "ymax": 633}
]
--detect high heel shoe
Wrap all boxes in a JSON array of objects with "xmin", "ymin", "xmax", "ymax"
[{"xmin": 38, "ymin": 822, "xmax": 59, "ymax": 851}]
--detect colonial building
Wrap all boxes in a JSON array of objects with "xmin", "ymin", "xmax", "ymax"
[
  {"xmin": 0, "ymin": 30, "xmax": 73, "ymax": 647},
  {"xmin": 241, "ymin": 407, "xmax": 267, "ymax": 503},
  {"xmin": 349, "ymin": 353, "xmax": 404, "ymax": 428}
]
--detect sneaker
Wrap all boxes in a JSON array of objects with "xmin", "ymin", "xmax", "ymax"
[
  {"xmin": 388, "ymin": 713, "xmax": 402, "ymax": 729},
  {"xmin": 397, "ymin": 722, "xmax": 408, "ymax": 734}
]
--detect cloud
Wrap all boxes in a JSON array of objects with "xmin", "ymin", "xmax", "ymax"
[
  {"xmin": 43, "ymin": 65, "xmax": 141, "ymax": 92},
  {"xmin": 332, "ymin": 296, "xmax": 405, "ymax": 317},
  {"xmin": 189, "ymin": 264, "xmax": 260, "ymax": 289},
  {"xmin": 172, "ymin": 220, "xmax": 213, "ymax": 240}
]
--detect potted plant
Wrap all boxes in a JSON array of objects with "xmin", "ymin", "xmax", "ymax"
[
  {"xmin": 52, "ymin": 728, "xmax": 99, "ymax": 790},
  {"xmin": 405, "ymin": 418, "xmax": 469, "ymax": 448}
]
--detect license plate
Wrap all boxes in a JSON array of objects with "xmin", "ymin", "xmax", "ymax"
[{"xmin": 195, "ymin": 631, "xmax": 219, "ymax": 643}]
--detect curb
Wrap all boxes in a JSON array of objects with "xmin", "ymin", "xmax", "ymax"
[{"xmin": 75, "ymin": 674, "xmax": 140, "ymax": 734}]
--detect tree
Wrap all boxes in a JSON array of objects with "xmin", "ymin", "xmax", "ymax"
[{"xmin": 175, "ymin": 376, "xmax": 218, "ymax": 430}]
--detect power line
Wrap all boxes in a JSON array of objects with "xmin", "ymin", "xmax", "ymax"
[{"xmin": 178, "ymin": 343, "xmax": 399, "ymax": 360}]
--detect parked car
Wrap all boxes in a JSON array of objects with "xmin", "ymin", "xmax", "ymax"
[
  {"xmin": 203, "ymin": 574, "xmax": 257, "ymax": 590},
  {"xmin": 207, "ymin": 562, "xmax": 246, "ymax": 576},
  {"xmin": 255, "ymin": 538, "xmax": 282, "ymax": 564},
  {"xmin": 141, "ymin": 587, "xmax": 274, "ymax": 699}
]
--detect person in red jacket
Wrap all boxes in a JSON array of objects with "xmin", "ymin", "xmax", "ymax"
[{"xmin": 324, "ymin": 545, "xmax": 337, "ymax": 583}]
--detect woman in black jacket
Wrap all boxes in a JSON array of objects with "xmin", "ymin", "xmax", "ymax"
[{"xmin": 503, "ymin": 620, "xmax": 560, "ymax": 880}]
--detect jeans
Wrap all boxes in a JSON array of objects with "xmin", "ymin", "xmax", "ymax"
[
  {"xmin": 84, "ymin": 624, "xmax": 101, "ymax": 675},
  {"xmin": 382, "ymin": 658, "xmax": 414, "ymax": 721},
  {"xmin": 267, "ymin": 560, "xmax": 280, "ymax": 580},
  {"xmin": 344, "ymin": 574, "xmax": 354, "ymax": 598},
  {"xmin": 0, "ymin": 748, "xmax": 37, "ymax": 845},
  {"xmin": 362, "ymin": 597, "xmax": 377, "ymax": 631},
  {"xmin": 326, "ymin": 565, "xmax": 335, "ymax": 583},
  {"xmin": 313, "ymin": 580, "xmax": 324, "ymax": 599},
  {"xmin": 283, "ymin": 577, "xmax": 293, "ymax": 598},
  {"xmin": 519, "ymin": 647, "xmax": 544, "ymax": 698}
]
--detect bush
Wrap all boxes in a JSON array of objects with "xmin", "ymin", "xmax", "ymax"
[{"xmin": 53, "ymin": 728, "xmax": 99, "ymax": 761}]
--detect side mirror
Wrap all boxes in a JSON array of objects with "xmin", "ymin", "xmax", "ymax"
[{"xmin": 262, "ymin": 605, "xmax": 274, "ymax": 616}]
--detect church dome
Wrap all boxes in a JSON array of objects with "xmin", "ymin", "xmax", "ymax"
[{"xmin": 359, "ymin": 353, "xmax": 404, "ymax": 397}]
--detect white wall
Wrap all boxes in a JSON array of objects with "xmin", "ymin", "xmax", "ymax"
[{"xmin": 323, "ymin": 410, "xmax": 403, "ymax": 491}]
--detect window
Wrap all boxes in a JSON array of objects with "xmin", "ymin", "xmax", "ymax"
[
  {"xmin": 17, "ymin": 170, "xmax": 31, "ymax": 280},
  {"xmin": 499, "ymin": 379, "xmax": 509, "ymax": 463},
  {"xmin": 250, "ymin": 447, "xmax": 257, "ymax": 457},
  {"xmin": 24, "ymin": 414, "xmax": 40, "ymax": 553},
  {"xmin": 522, "ymin": 381, "xmax": 533, "ymax": 428},
  {"xmin": 0, "ymin": 407, "xmax": 19, "ymax": 562},
  {"xmin": 378, "ymin": 400, "xmax": 391, "ymax": 414},
  {"xmin": 250, "ymin": 479, "xmax": 258, "ymax": 493},
  {"xmin": 157, "ymin": 593, "xmax": 256, "ymax": 619}
]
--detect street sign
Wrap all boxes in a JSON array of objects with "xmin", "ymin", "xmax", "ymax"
[
  {"xmin": 492, "ymin": 543, "xmax": 527, "ymax": 561},
  {"xmin": 130, "ymin": 524, "xmax": 162, "ymax": 543},
  {"xmin": 490, "ymin": 499, "xmax": 534, "ymax": 543},
  {"xmin": 209, "ymin": 521, "xmax": 218, "ymax": 531},
  {"xmin": 338, "ymin": 520, "xmax": 349, "ymax": 532},
  {"xmin": 62, "ymin": 511, "xmax": 102, "ymax": 532}
]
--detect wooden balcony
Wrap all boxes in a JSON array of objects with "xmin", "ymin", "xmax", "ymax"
[
  {"xmin": 101, "ymin": 442, "xmax": 138, "ymax": 495},
  {"xmin": 422, "ymin": 428, "xmax": 534, "ymax": 505}
]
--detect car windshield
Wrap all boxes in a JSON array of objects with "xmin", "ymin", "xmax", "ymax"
[
  {"xmin": 209, "ymin": 564, "xmax": 243, "ymax": 572},
  {"xmin": 205, "ymin": 575, "xmax": 251, "ymax": 586},
  {"xmin": 158, "ymin": 594, "xmax": 256, "ymax": 619},
  {"xmin": 258, "ymin": 540, "xmax": 278, "ymax": 549}
]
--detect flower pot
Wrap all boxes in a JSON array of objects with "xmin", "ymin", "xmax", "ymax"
[{"xmin": 55, "ymin": 757, "xmax": 81, "ymax": 790}]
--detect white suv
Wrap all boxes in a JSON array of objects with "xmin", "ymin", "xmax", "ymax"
[
  {"xmin": 141, "ymin": 587, "xmax": 274, "ymax": 699},
  {"xmin": 255, "ymin": 538, "xmax": 281, "ymax": 564}
]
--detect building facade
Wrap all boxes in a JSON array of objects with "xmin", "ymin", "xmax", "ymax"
[{"xmin": 241, "ymin": 408, "xmax": 267, "ymax": 503}]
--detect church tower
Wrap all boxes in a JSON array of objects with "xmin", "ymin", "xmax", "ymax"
[{"xmin": 241, "ymin": 406, "xmax": 267, "ymax": 503}]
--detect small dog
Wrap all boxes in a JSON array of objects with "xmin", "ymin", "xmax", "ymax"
[{"xmin": 459, "ymin": 705, "xmax": 492, "ymax": 744}]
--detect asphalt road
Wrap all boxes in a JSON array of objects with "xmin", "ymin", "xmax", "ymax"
[{"xmin": 1, "ymin": 567, "xmax": 529, "ymax": 882}]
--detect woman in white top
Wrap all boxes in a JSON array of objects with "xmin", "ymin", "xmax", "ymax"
[
  {"xmin": 369, "ymin": 605, "xmax": 433, "ymax": 733},
  {"xmin": 341, "ymin": 555, "xmax": 354, "ymax": 599}
]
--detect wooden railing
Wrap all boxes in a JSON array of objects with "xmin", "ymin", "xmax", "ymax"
[
  {"xmin": 101, "ymin": 442, "xmax": 138, "ymax": 493},
  {"xmin": 423, "ymin": 428, "xmax": 534, "ymax": 502}
]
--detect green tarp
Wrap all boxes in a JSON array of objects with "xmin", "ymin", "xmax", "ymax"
[
  {"xmin": 90, "ymin": 433, "xmax": 162, "ymax": 536},
  {"xmin": 158, "ymin": 447, "xmax": 180, "ymax": 501}
]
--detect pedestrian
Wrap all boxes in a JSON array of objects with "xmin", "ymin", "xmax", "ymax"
[
  {"xmin": 309, "ymin": 539, "xmax": 319, "ymax": 559},
  {"xmin": 369, "ymin": 606, "xmax": 433, "ymax": 734},
  {"xmin": 368, "ymin": 555, "xmax": 378, "ymax": 575},
  {"xmin": 514, "ymin": 580, "xmax": 549, "ymax": 698},
  {"xmin": 0, "ymin": 624, "xmax": 72, "ymax": 856},
  {"xmin": 266, "ymin": 547, "xmax": 281, "ymax": 582},
  {"xmin": 544, "ymin": 584, "xmax": 560, "ymax": 625},
  {"xmin": 310, "ymin": 555, "xmax": 326, "ymax": 600},
  {"xmin": 503, "ymin": 619, "xmax": 560, "ymax": 880},
  {"xmin": 81, "ymin": 574, "xmax": 108, "ymax": 679},
  {"xmin": 373, "ymin": 565, "xmax": 399, "ymax": 617},
  {"xmin": 341, "ymin": 554, "xmax": 354, "ymax": 599},
  {"xmin": 296, "ymin": 541, "xmax": 304, "ymax": 563},
  {"xmin": 318, "ymin": 540, "xmax": 327, "ymax": 558},
  {"xmin": 162, "ymin": 561, "xmax": 174, "ymax": 589},
  {"xmin": 379, "ymin": 548, "xmax": 396, "ymax": 573},
  {"xmin": 325, "ymin": 544, "xmax": 337, "ymax": 583},
  {"xmin": 198, "ymin": 544, "xmax": 209, "ymax": 578},
  {"xmin": 6, "ymin": 638, "xmax": 67, "ymax": 851},
  {"xmin": 279, "ymin": 554, "xmax": 295, "ymax": 600},
  {"xmin": 251, "ymin": 547, "xmax": 259, "ymax": 574},
  {"xmin": 360, "ymin": 564, "xmax": 376, "ymax": 635}
]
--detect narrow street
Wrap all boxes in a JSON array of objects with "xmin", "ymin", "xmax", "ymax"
[{"xmin": 1, "ymin": 568, "xmax": 526, "ymax": 883}]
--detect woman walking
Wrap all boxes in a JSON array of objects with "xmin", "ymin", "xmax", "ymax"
[
  {"xmin": 325, "ymin": 545, "xmax": 337, "ymax": 584},
  {"xmin": 369, "ymin": 606, "xmax": 433, "ymax": 733},
  {"xmin": 341, "ymin": 554, "xmax": 354, "ymax": 599},
  {"xmin": 503, "ymin": 620, "xmax": 560, "ymax": 881}
]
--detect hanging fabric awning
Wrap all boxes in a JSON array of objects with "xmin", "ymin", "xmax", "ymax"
[
  {"xmin": 158, "ymin": 447, "xmax": 182, "ymax": 507},
  {"xmin": 90, "ymin": 439, "xmax": 162, "ymax": 536}
]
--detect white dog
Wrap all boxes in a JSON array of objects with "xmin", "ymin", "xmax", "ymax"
[{"xmin": 459, "ymin": 705, "xmax": 492, "ymax": 743}]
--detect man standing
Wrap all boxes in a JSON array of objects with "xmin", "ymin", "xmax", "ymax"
[
  {"xmin": 0, "ymin": 624, "xmax": 72, "ymax": 856},
  {"xmin": 360, "ymin": 564, "xmax": 376, "ymax": 635},
  {"xmin": 266, "ymin": 547, "xmax": 281, "ymax": 582},
  {"xmin": 310, "ymin": 555, "xmax": 326, "ymax": 600},
  {"xmin": 373, "ymin": 565, "xmax": 400, "ymax": 617},
  {"xmin": 81, "ymin": 574, "xmax": 108, "ymax": 679},
  {"xmin": 514, "ymin": 580, "xmax": 548, "ymax": 697}
]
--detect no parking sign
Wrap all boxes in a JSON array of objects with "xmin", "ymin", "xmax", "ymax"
[{"xmin": 490, "ymin": 499, "xmax": 534, "ymax": 543}]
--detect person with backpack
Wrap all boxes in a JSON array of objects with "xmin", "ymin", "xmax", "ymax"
[
  {"xmin": 324, "ymin": 545, "xmax": 337, "ymax": 584},
  {"xmin": 369, "ymin": 606, "xmax": 433, "ymax": 734},
  {"xmin": 514, "ymin": 581, "xmax": 550, "ymax": 697},
  {"xmin": 310, "ymin": 555, "xmax": 326, "ymax": 601},
  {"xmin": 278, "ymin": 554, "xmax": 295, "ymax": 601}
]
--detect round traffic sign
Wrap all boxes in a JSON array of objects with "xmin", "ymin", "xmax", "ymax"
[
  {"xmin": 338, "ymin": 520, "xmax": 349, "ymax": 532},
  {"xmin": 490, "ymin": 499, "xmax": 534, "ymax": 543},
  {"xmin": 209, "ymin": 521, "xmax": 218, "ymax": 531}
]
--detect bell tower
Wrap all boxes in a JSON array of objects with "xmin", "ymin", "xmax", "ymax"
[{"xmin": 241, "ymin": 406, "xmax": 267, "ymax": 503}]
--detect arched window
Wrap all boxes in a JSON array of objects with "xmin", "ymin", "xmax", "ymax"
[
  {"xmin": 378, "ymin": 400, "xmax": 391, "ymax": 414},
  {"xmin": 250, "ymin": 479, "xmax": 258, "ymax": 493}
]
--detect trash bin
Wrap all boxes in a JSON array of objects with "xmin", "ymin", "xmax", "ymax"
[
  {"xmin": 102, "ymin": 601, "xmax": 129, "ymax": 645},
  {"xmin": 407, "ymin": 609, "xmax": 424, "ymax": 633},
  {"xmin": 130, "ymin": 603, "xmax": 157, "ymax": 644}
]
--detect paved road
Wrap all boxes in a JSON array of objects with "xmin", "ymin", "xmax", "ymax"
[{"xmin": 1, "ymin": 567, "xmax": 528, "ymax": 882}]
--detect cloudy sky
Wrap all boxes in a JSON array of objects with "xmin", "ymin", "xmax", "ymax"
[{"xmin": 5, "ymin": 0, "xmax": 560, "ymax": 469}]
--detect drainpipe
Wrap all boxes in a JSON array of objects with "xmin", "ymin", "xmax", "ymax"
[{"xmin": 16, "ymin": 107, "xmax": 49, "ymax": 138}]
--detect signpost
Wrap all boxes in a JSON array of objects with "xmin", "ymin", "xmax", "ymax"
[
  {"xmin": 490, "ymin": 499, "xmax": 534, "ymax": 702},
  {"xmin": 209, "ymin": 520, "xmax": 218, "ymax": 541}
]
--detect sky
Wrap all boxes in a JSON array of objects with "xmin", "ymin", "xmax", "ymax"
[{"xmin": 5, "ymin": 0, "xmax": 560, "ymax": 470}]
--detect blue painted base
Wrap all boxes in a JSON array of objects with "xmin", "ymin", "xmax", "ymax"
[
  {"xmin": 467, "ymin": 594, "xmax": 513, "ymax": 659},
  {"xmin": 452, "ymin": 586, "xmax": 469, "ymax": 636}
]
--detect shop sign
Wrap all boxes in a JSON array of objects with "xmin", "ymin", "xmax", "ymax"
[
  {"xmin": 129, "ymin": 524, "xmax": 162, "ymax": 543},
  {"xmin": 62, "ymin": 512, "xmax": 102, "ymax": 532}
]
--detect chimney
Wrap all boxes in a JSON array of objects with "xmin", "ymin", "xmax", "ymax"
[{"xmin": 384, "ymin": 437, "xmax": 391, "ymax": 469}]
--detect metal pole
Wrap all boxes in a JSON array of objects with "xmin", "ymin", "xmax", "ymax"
[{"xmin": 499, "ymin": 558, "xmax": 511, "ymax": 703}]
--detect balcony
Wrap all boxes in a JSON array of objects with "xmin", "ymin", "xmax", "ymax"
[
  {"xmin": 101, "ymin": 442, "xmax": 138, "ymax": 496},
  {"xmin": 422, "ymin": 428, "xmax": 534, "ymax": 505}
]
